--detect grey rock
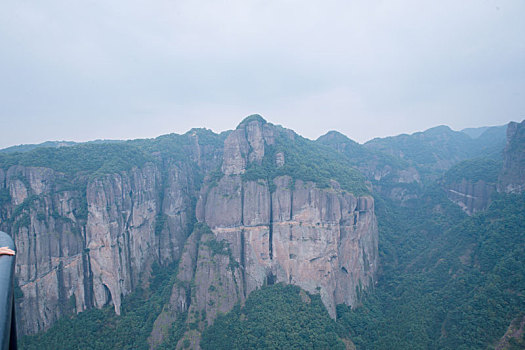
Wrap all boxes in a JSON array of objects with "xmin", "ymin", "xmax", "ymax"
[
  {"xmin": 499, "ymin": 120, "xmax": 525, "ymax": 193},
  {"xmin": 445, "ymin": 179, "xmax": 495, "ymax": 215}
]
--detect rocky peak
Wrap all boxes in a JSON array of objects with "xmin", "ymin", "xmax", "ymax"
[
  {"xmin": 421, "ymin": 125, "xmax": 454, "ymax": 137},
  {"xmin": 236, "ymin": 114, "xmax": 267, "ymax": 128},
  {"xmin": 498, "ymin": 120, "xmax": 525, "ymax": 193},
  {"xmin": 318, "ymin": 130, "xmax": 352, "ymax": 141},
  {"xmin": 317, "ymin": 131, "xmax": 361, "ymax": 155},
  {"xmin": 222, "ymin": 115, "xmax": 276, "ymax": 175}
]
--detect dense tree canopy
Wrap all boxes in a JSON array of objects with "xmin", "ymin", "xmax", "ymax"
[
  {"xmin": 201, "ymin": 283, "xmax": 347, "ymax": 350},
  {"xmin": 337, "ymin": 192, "xmax": 525, "ymax": 349}
]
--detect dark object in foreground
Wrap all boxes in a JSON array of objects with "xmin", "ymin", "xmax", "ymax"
[{"xmin": 0, "ymin": 231, "xmax": 16, "ymax": 350}]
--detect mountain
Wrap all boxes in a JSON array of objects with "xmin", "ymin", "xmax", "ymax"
[
  {"xmin": 0, "ymin": 116, "xmax": 376, "ymax": 344},
  {"xmin": 365, "ymin": 125, "xmax": 473, "ymax": 172},
  {"xmin": 0, "ymin": 139, "xmax": 123, "ymax": 154},
  {"xmin": 461, "ymin": 126, "xmax": 492, "ymax": 139},
  {"xmin": 0, "ymin": 130, "xmax": 225, "ymax": 335},
  {"xmin": 316, "ymin": 131, "xmax": 414, "ymax": 182},
  {"xmin": 0, "ymin": 141, "xmax": 78, "ymax": 153},
  {"xmin": 146, "ymin": 117, "xmax": 377, "ymax": 347},
  {"xmin": 471, "ymin": 125, "xmax": 508, "ymax": 160},
  {"xmin": 317, "ymin": 131, "xmax": 420, "ymax": 203},
  {"xmin": 317, "ymin": 125, "xmax": 506, "ymax": 207},
  {"xmin": 3, "ymin": 116, "xmax": 524, "ymax": 349},
  {"xmin": 364, "ymin": 124, "xmax": 507, "ymax": 176}
]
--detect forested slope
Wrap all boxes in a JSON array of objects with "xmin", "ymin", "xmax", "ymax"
[{"xmin": 337, "ymin": 191, "xmax": 525, "ymax": 349}]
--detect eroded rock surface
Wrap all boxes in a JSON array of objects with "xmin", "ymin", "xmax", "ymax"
[
  {"xmin": 499, "ymin": 120, "xmax": 525, "ymax": 193},
  {"xmin": 445, "ymin": 179, "xmax": 495, "ymax": 215},
  {"xmin": 1, "ymin": 117, "xmax": 378, "ymax": 342},
  {"xmin": 1, "ymin": 162, "xmax": 199, "ymax": 335},
  {"xmin": 152, "ymin": 118, "xmax": 378, "ymax": 348}
]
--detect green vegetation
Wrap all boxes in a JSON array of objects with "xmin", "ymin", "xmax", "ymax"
[
  {"xmin": 19, "ymin": 262, "xmax": 180, "ymax": 350},
  {"xmin": 242, "ymin": 126, "xmax": 368, "ymax": 195},
  {"xmin": 443, "ymin": 157, "xmax": 501, "ymax": 184},
  {"xmin": 202, "ymin": 237, "xmax": 231, "ymax": 256},
  {"xmin": 364, "ymin": 125, "xmax": 507, "ymax": 175},
  {"xmin": 365, "ymin": 126, "xmax": 472, "ymax": 167},
  {"xmin": 0, "ymin": 128, "xmax": 225, "ymax": 180},
  {"xmin": 0, "ymin": 141, "xmax": 79, "ymax": 154},
  {"xmin": 0, "ymin": 188, "xmax": 11, "ymax": 206},
  {"xmin": 237, "ymin": 114, "xmax": 267, "ymax": 127},
  {"xmin": 470, "ymin": 125, "xmax": 507, "ymax": 160},
  {"xmin": 201, "ymin": 283, "xmax": 347, "ymax": 350},
  {"xmin": 156, "ymin": 312, "xmax": 188, "ymax": 350},
  {"xmin": 337, "ymin": 191, "xmax": 525, "ymax": 349},
  {"xmin": 317, "ymin": 130, "xmax": 409, "ymax": 172},
  {"xmin": 201, "ymin": 233, "xmax": 240, "ymax": 270},
  {"xmin": 128, "ymin": 128, "xmax": 225, "ymax": 166},
  {"xmin": 154, "ymin": 214, "xmax": 167, "ymax": 236},
  {"xmin": 0, "ymin": 143, "xmax": 152, "ymax": 177}
]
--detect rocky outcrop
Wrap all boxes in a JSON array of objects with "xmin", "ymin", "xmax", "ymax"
[
  {"xmin": 496, "ymin": 315, "xmax": 525, "ymax": 350},
  {"xmin": 148, "ymin": 227, "xmax": 201, "ymax": 348},
  {"xmin": 0, "ymin": 128, "xmax": 228, "ymax": 336},
  {"xmin": 152, "ymin": 118, "xmax": 378, "ymax": 348},
  {"xmin": 1, "ymin": 166, "xmax": 86, "ymax": 335},
  {"xmin": 193, "ymin": 175, "xmax": 377, "ymax": 318},
  {"xmin": 445, "ymin": 179, "xmax": 495, "ymax": 215},
  {"xmin": 499, "ymin": 120, "xmax": 525, "ymax": 193},
  {"xmin": 1, "ymin": 162, "xmax": 198, "ymax": 335}
]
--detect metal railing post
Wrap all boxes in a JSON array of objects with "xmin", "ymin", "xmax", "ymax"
[{"xmin": 0, "ymin": 231, "xmax": 16, "ymax": 350}]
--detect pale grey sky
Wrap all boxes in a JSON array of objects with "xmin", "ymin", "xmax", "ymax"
[{"xmin": 1, "ymin": 0, "xmax": 524, "ymax": 148}]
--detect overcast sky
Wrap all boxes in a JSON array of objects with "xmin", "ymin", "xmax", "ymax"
[{"xmin": 1, "ymin": 0, "xmax": 524, "ymax": 148}]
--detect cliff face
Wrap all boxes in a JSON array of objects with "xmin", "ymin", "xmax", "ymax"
[
  {"xmin": 0, "ymin": 162, "xmax": 198, "ymax": 335},
  {"xmin": 0, "ymin": 118, "xmax": 378, "ymax": 341},
  {"xmin": 0, "ymin": 130, "xmax": 229, "ymax": 336},
  {"xmin": 85, "ymin": 162, "xmax": 199, "ymax": 314},
  {"xmin": 444, "ymin": 179, "xmax": 495, "ymax": 215},
  {"xmin": 499, "ymin": 120, "xmax": 525, "ymax": 193},
  {"xmin": 1, "ymin": 166, "xmax": 86, "ymax": 335},
  {"xmin": 202, "ymin": 119, "xmax": 378, "ymax": 316},
  {"xmin": 150, "ymin": 119, "xmax": 378, "ymax": 348}
]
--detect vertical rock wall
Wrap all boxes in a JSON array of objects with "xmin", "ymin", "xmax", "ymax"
[
  {"xmin": 499, "ymin": 120, "xmax": 525, "ymax": 193},
  {"xmin": 0, "ymin": 162, "xmax": 197, "ymax": 335},
  {"xmin": 191, "ymin": 175, "xmax": 377, "ymax": 320},
  {"xmin": 1, "ymin": 118, "xmax": 379, "ymax": 341},
  {"xmin": 151, "ymin": 118, "xmax": 378, "ymax": 348},
  {"xmin": 445, "ymin": 179, "xmax": 495, "ymax": 215}
]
